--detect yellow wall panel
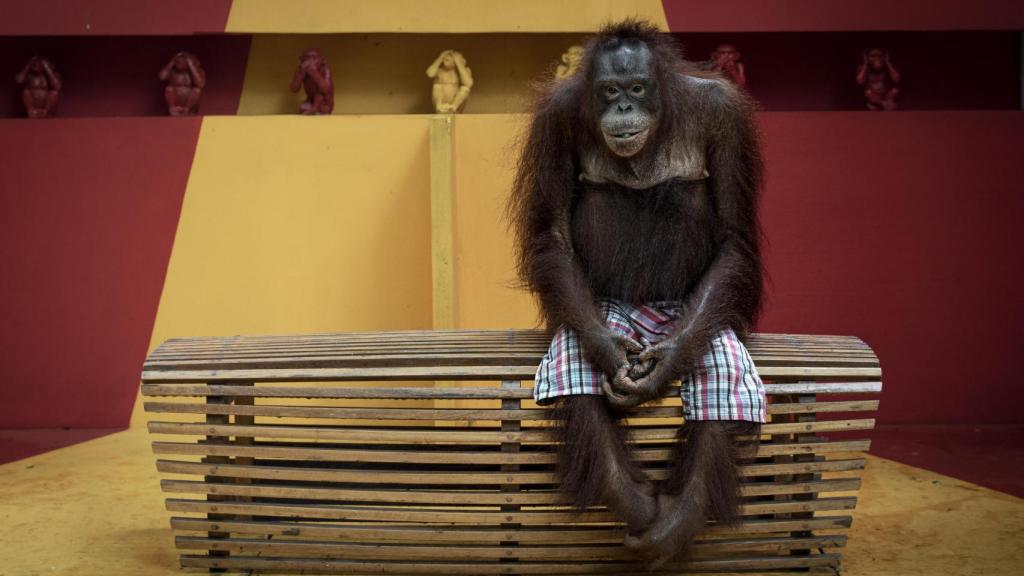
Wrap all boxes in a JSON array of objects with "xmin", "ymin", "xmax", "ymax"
[
  {"xmin": 451, "ymin": 114, "xmax": 538, "ymax": 330},
  {"xmin": 227, "ymin": 0, "xmax": 667, "ymax": 33},
  {"xmin": 131, "ymin": 115, "xmax": 434, "ymax": 425},
  {"xmin": 132, "ymin": 114, "xmax": 547, "ymax": 424},
  {"xmin": 447, "ymin": 114, "xmax": 541, "ymax": 412}
]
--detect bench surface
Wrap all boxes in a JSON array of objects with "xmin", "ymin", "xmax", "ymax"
[{"xmin": 142, "ymin": 329, "xmax": 881, "ymax": 574}]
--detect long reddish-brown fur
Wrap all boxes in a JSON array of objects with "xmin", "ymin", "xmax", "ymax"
[
  {"xmin": 510, "ymin": 19, "xmax": 766, "ymax": 567},
  {"xmin": 551, "ymin": 395, "xmax": 657, "ymax": 534},
  {"xmin": 632, "ymin": 421, "xmax": 761, "ymax": 565},
  {"xmin": 508, "ymin": 20, "xmax": 763, "ymax": 385}
]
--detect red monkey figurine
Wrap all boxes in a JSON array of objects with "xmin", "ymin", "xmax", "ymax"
[
  {"xmin": 159, "ymin": 52, "xmax": 206, "ymax": 116},
  {"xmin": 290, "ymin": 49, "xmax": 334, "ymax": 115},
  {"xmin": 856, "ymin": 48, "xmax": 900, "ymax": 111},
  {"xmin": 16, "ymin": 56, "xmax": 61, "ymax": 118},
  {"xmin": 710, "ymin": 44, "xmax": 746, "ymax": 87}
]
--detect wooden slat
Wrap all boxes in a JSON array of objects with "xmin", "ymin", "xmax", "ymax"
[
  {"xmin": 169, "ymin": 515, "xmax": 854, "ymax": 543},
  {"xmin": 166, "ymin": 496, "xmax": 856, "ymax": 524},
  {"xmin": 150, "ymin": 335, "xmax": 872, "ymax": 350},
  {"xmin": 151, "ymin": 339, "xmax": 870, "ymax": 358},
  {"xmin": 141, "ymin": 364, "xmax": 881, "ymax": 383},
  {"xmin": 766, "ymin": 381, "xmax": 881, "ymax": 394},
  {"xmin": 141, "ymin": 381, "xmax": 883, "ymax": 398},
  {"xmin": 152, "ymin": 329, "xmax": 865, "ymax": 348},
  {"xmin": 146, "ymin": 351, "xmax": 538, "ymax": 365},
  {"xmin": 141, "ymin": 400, "xmax": 876, "ymax": 422},
  {"xmin": 151, "ymin": 333, "xmax": 863, "ymax": 353},
  {"xmin": 179, "ymin": 553, "xmax": 841, "ymax": 573},
  {"xmin": 145, "ymin": 349, "xmax": 874, "ymax": 367},
  {"xmin": 148, "ymin": 404, "xmax": 681, "ymax": 422},
  {"xmin": 141, "ymin": 329, "xmax": 880, "ymax": 384},
  {"xmin": 175, "ymin": 534, "xmax": 846, "ymax": 560},
  {"xmin": 756, "ymin": 438, "xmax": 871, "ymax": 457},
  {"xmin": 155, "ymin": 458, "xmax": 866, "ymax": 485},
  {"xmin": 160, "ymin": 477, "xmax": 861, "ymax": 506},
  {"xmin": 144, "ymin": 354, "xmax": 874, "ymax": 371},
  {"xmin": 147, "ymin": 347, "xmax": 878, "ymax": 365},
  {"xmin": 160, "ymin": 330, "xmax": 861, "ymax": 342},
  {"xmin": 768, "ymin": 399, "xmax": 879, "ymax": 414},
  {"xmin": 151, "ymin": 436, "xmax": 872, "ymax": 463},
  {"xmin": 145, "ymin": 414, "xmax": 873, "ymax": 442},
  {"xmin": 143, "ymin": 350, "xmax": 878, "ymax": 369},
  {"xmin": 157, "ymin": 328, "xmax": 555, "ymax": 344}
]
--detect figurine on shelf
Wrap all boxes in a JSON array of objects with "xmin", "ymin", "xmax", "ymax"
[
  {"xmin": 857, "ymin": 48, "xmax": 900, "ymax": 111},
  {"xmin": 554, "ymin": 45, "xmax": 584, "ymax": 80},
  {"xmin": 290, "ymin": 49, "xmax": 334, "ymax": 115},
  {"xmin": 159, "ymin": 52, "xmax": 205, "ymax": 116},
  {"xmin": 427, "ymin": 50, "xmax": 473, "ymax": 113},
  {"xmin": 15, "ymin": 56, "xmax": 61, "ymax": 118},
  {"xmin": 709, "ymin": 43, "xmax": 746, "ymax": 87}
]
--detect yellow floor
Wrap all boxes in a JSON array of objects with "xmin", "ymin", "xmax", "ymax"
[{"xmin": 1, "ymin": 428, "xmax": 1021, "ymax": 575}]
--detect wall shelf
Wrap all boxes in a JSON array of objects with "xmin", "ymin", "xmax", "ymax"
[{"xmin": 3, "ymin": 30, "xmax": 1020, "ymax": 117}]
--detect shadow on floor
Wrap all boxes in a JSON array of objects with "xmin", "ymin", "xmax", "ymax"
[
  {"xmin": 868, "ymin": 424, "xmax": 1024, "ymax": 498},
  {"xmin": 0, "ymin": 428, "xmax": 123, "ymax": 464}
]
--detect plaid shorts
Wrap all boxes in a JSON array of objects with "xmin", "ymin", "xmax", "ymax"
[{"xmin": 534, "ymin": 299, "xmax": 766, "ymax": 423}]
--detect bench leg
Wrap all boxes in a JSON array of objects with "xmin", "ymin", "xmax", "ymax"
[
  {"xmin": 203, "ymin": 394, "xmax": 230, "ymax": 572},
  {"xmin": 772, "ymin": 390, "xmax": 821, "ymax": 571},
  {"xmin": 500, "ymin": 380, "xmax": 521, "ymax": 573},
  {"xmin": 200, "ymin": 383, "xmax": 254, "ymax": 573},
  {"xmin": 791, "ymin": 393, "xmax": 818, "ymax": 561},
  {"xmin": 233, "ymin": 383, "xmax": 255, "ymax": 522}
]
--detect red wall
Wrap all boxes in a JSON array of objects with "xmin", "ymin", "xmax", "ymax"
[
  {"xmin": 3, "ymin": 0, "xmax": 1024, "ymax": 35},
  {"xmin": 0, "ymin": 112, "xmax": 1020, "ymax": 429},
  {"xmin": 0, "ymin": 118, "xmax": 199, "ymax": 428},
  {"xmin": 0, "ymin": 0, "xmax": 233, "ymax": 35},
  {"xmin": 758, "ymin": 111, "xmax": 1024, "ymax": 425},
  {"xmin": 662, "ymin": 0, "xmax": 1024, "ymax": 31}
]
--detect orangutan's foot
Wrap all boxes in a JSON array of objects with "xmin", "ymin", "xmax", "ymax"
[
  {"xmin": 614, "ymin": 480, "xmax": 658, "ymax": 535},
  {"xmin": 623, "ymin": 492, "xmax": 703, "ymax": 569}
]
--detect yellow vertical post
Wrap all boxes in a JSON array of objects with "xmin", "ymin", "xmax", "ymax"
[
  {"xmin": 429, "ymin": 115, "xmax": 456, "ymax": 331},
  {"xmin": 429, "ymin": 115, "xmax": 458, "ymax": 415}
]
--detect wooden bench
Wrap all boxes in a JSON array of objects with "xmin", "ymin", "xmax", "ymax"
[{"xmin": 141, "ymin": 329, "xmax": 881, "ymax": 574}]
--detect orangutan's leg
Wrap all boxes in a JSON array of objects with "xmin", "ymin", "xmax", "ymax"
[
  {"xmin": 552, "ymin": 395, "xmax": 657, "ymax": 534},
  {"xmin": 626, "ymin": 420, "xmax": 760, "ymax": 568}
]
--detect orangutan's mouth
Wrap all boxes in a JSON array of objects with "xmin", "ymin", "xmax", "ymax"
[{"xmin": 610, "ymin": 129, "xmax": 644, "ymax": 141}]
